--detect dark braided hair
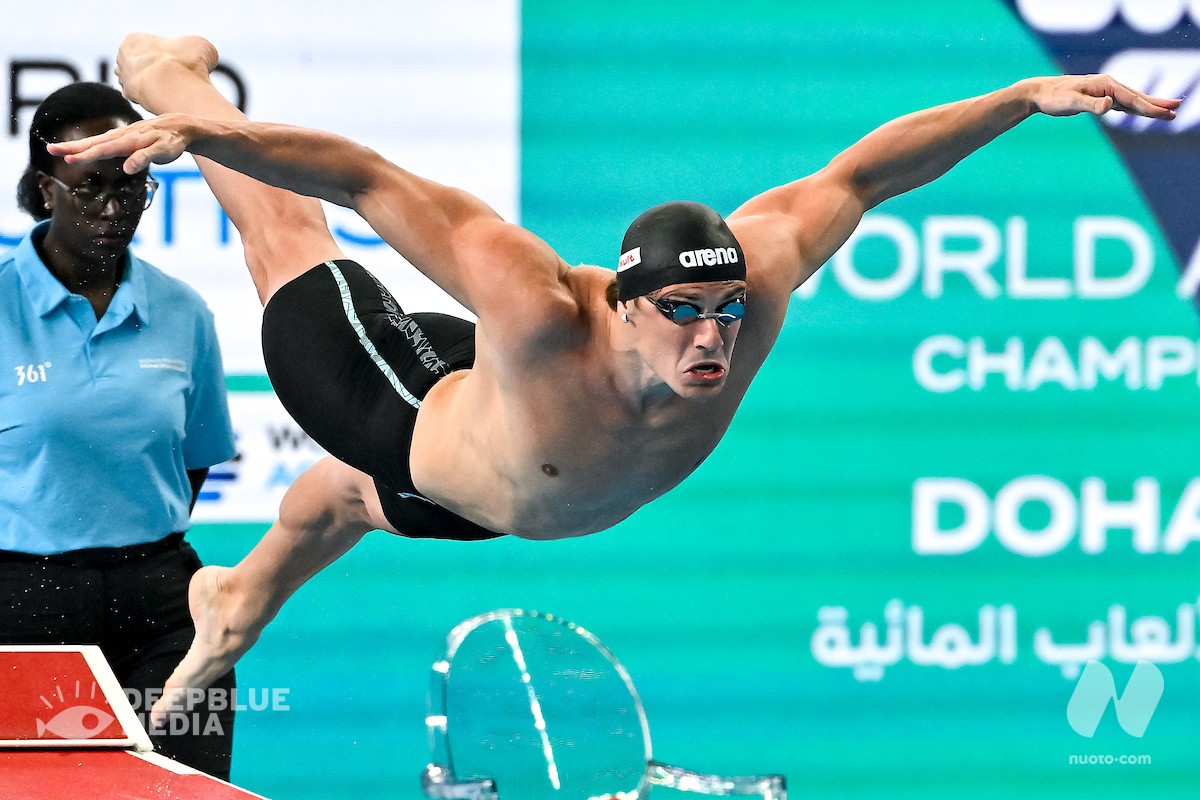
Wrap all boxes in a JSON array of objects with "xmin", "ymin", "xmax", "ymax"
[{"xmin": 17, "ymin": 82, "xmax": 142, "ymax": 220}]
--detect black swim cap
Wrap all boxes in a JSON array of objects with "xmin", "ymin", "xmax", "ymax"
[{"xmin": 616, "ymin": 201, "xmax": 746, "ymax": 301}]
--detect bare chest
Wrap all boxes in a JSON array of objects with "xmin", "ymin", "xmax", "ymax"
[
  {"xmin": 497, "ymin": 373, "xmax": 737, "ymax": 532},
  {"xmin": 412, "ymin": 363, "xmax": 736, "ymax": 537}
]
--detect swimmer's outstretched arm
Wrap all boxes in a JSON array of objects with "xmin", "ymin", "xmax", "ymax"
[
  {"xmin": 729, "ymin": 74, "xmax": 1180, "ymax": 293},
  {"xmin": 50, "ymin": 114, "xmax": 570, "ymax": 320}
]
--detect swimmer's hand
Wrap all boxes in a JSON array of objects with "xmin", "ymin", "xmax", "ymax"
[
  {"xmin": 47, "ymin": 113, "xmax": 198, "ymax": 174},
  {"xmin": 1025, "ymin": 74, "xmax": 1180, "ymax": 120}
]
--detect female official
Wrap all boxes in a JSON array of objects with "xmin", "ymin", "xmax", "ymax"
[{"xmin": 0, "ymin": 82, "xmax": 237, "ymax": 780}]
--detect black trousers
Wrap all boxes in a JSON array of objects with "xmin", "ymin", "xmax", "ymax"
[{"xmin": 0, "ymin": 535, "xmax": 235, "ymax": 781}]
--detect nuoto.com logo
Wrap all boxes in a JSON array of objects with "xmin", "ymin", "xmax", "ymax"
[{"xmin": 1067, "ymin": 659, "xmax": 1163, "ymax": 738}]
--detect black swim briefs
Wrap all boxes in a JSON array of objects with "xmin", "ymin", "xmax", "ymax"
[{"xmin": 261, "ymin": 259, "xmax": 502, "ymax": 541}]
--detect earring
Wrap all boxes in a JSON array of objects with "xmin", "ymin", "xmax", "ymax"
[{"xmin": 44, "ymin": 201, "xmax": 51, "ymax": 210}]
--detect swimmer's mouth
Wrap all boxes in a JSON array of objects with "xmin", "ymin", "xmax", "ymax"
[{"xmin": 685, "ymin": 362, "xmax": 726, "ymax": 382}]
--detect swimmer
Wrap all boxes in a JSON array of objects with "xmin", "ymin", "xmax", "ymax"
[{"xmin": 53, "ymin": 34, "xmax": 1178, "ymax": 725}]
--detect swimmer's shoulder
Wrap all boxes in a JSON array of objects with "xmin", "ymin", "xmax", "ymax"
[
  {"xmin": 566, "ymin": 264, "xmax": 622, "ymax": 321},
  {"xmin": 478, "ymin": 263, "xmax": 609, "ymax": 355},
  {"xmin": 531, "ymin": 265, "xmax": 614, "ymax": 351},
  {"xmin": 566, "ymin": 264, "xmax": 617, "ymax": 295}
]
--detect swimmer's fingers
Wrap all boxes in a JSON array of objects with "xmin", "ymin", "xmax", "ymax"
[
  {"xmin": 49, "ymin": 126, "xmax": 184, "ymax": 174},
  {"xmin": 1105, "ymin": 80, "xmax": 1181, "ymax": 118},
  {"xmin": 47, "ymin": 116, "xmax": 191, "ymax": 174},
  {"xmin": 1032, "ymin": 74, "xmax": 1180, "ymax": 120}
]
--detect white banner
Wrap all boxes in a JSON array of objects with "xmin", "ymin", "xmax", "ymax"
[
  {"xmin": 191, "ymin": 392, "xmax": 328, "ymax": 523},
  {"xmin": 1, "ymin": 1, "xmax": 520, "ymax": 374}
]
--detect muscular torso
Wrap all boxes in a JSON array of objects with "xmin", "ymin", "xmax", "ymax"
[{"xmin": 408, "ymin": 251, "xmax": 792, "ymax": 539}]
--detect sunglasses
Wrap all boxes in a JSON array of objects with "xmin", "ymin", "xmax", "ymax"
[
  {"xmin": 44, "ymin": 173, "xmax": 159, "ymax": 215},
  {"xmin": 645, "ymin": 294, "xmax": 746, "ymax": 326}
]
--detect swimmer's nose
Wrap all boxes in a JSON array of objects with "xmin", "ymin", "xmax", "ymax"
[{"xmin": 692, "ymin": 317, "xmax": 723, "ymax": 351}]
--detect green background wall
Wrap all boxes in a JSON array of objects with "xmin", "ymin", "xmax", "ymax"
[{"xmin": 191, "ymin": 2, "xmax": 1200, "ymax": 797}]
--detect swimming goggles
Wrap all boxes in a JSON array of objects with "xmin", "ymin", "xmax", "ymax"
[{"xmin": 645, "ymin": 294, "xmax": 746, "ymax": 326}]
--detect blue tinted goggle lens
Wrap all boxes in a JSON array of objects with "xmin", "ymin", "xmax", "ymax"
[
  {"xmin": 717, "ymin": 298, "xmax": 746, "ymax": 320},
  {"xmin": 667, "ymin": 303, "xmax": 700, "ymax": 321}
]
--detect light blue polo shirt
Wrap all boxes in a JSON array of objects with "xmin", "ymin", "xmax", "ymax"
[{"xmin": 0, "ymin": 222, "xmax": 236, "ymax": 555}]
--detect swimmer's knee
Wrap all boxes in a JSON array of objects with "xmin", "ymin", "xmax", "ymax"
[{"xmin": 278, "ymin": 457, "xmax": 376, "ymax": 532}]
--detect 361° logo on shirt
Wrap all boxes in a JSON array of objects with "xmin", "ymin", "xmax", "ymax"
[{"xmin": 13, "ymin": 362, "xmax": 51, "ymax": 385}]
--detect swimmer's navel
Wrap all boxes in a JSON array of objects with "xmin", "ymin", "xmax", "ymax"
[{"xmin": 541, "ymin": 463, "xmax": 559, "ymax": 477}]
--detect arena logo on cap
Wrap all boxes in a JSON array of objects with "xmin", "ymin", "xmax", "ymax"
[
  {"xmin": 679, "ymin": 247, "xmax": 739, "ymax": 268},
  {"xmin": 618, "ymin": 247, "xmax": 642, "ymax": 271}
]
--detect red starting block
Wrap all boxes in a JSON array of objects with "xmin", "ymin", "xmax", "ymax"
[{"xmin": 0, "ymin": 645, "xmax": 266, "ymax": 799}]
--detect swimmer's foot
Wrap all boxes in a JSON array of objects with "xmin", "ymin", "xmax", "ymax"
[
  {"xmin": 148, "ymin": 565, "xmax": 268, "ymax": 729},
  {"xmin": 116, "ymin": 33, "xmax": 220, "ymax": 112}
]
